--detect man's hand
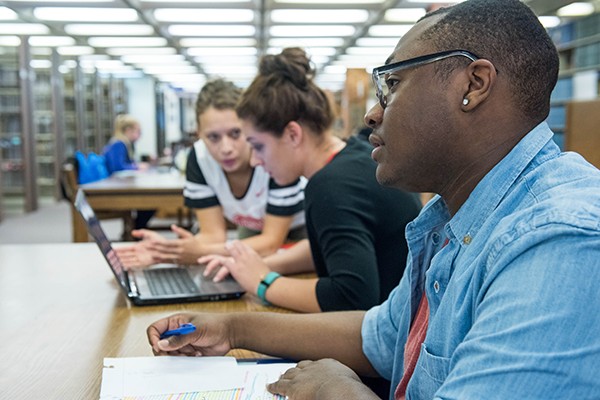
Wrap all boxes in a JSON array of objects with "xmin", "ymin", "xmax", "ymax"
[
  {"xmin": 114, "ymin": 243, "xmax": 161, "ymax": 268},
  {"xmin": 199, "ymin": 241, "xmax": 271, "ymax": 293},
  {"xmin": 267, "ymin": 359, "xmax": 377, "ymax": 400},
  {"xmin": 147, "ymin": 312, "xmax": 233, "ymax": 357}
]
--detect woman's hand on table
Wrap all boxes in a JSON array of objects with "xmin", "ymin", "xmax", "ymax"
[
  {"xmin": 143, "ymin": 225, "xmax": 203, "ymax": 265},
  {"xmin": 199, "ymin": 241, "xmax": 271, "ymax": 294}
]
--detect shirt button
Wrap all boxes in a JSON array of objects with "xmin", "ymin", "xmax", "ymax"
[
  {"xmin": 433, "ymin": 281, "xmax": 440, "ymax": 293},
  {"xmin": 432, "ymin": 232, "xmax": 440, "ymax": 245},
  {"xmin": 463, "ymin": 235, "xmax": 472, "ymax": 245}
]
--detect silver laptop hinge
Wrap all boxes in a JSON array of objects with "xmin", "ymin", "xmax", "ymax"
[{"xmin": 128, "ymin": 271, "xmax": 140, "ymax": 298}]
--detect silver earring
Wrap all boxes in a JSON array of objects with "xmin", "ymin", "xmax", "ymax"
[{"xmin": 463, "ymin": 98, "xmax": 469, "ymax": 106}]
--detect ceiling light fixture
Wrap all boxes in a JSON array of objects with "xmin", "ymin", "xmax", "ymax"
[
  {"xmin": 270, "ymin": 25, "xmax": 355, "ymax": 37},
  {"xmin": 538, "ymin": 16, "xmax": 561, "ymax": 28},
  {"xmin": 29, "ymin": 36, "xmax": 76, "ymax": 47},
  {"xmin": 179, "ymin": 38, "xmax": 257, "ymax": 47},
  {"xmin": 0, "ymin": 6, "xmax": 18, "ymax": 20},
  {"xmin": 34, "ymin": 7, "xmax": 139, "ymax": 22},
  {"xmin": 557, "ymin": 2, "xmax": 595, "ymax": 17},
  {"xmin": 107, "ymin": 47, "xmax": 176, "ymax": 56},
  {"xmin": 168, "ymin": 25, "xmax": 256, "ymax": 37},
  {"xmin": 385, "ymin": 8, "xmax": 427, "ymax": 23},
  {"xmin": 270, "ymin": 9, "xmax": 369, "ymax": 23},
  {"xmin": 154, "ymin": 8, "xmax": 254, "ymax": 23},
  {"xmin": 186, "ymin": 47, "xmax": 257, "ymax": 56},
  {"xmin": 368, "ymin": 25, "xmax": 413, "ymax": 37},
  {"xmin": 88, "ymin": 37, "xmax": 168, "ymax": 47},
  {"xmin": 65, "ymin": 24, "xmax": 154, "ymax": 36},
  {"xmin": 0, "ymin": 23, "xmax": 50, "ymax": 35}
]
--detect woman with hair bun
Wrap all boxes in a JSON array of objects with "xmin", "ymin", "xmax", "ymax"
[
  {"xmin": 115, "ymin": 78, "xmax": 306, "ymax": 267},
  {"xmin": 201, "ymin": 48, "xmax": 421, "ymax": 313}
]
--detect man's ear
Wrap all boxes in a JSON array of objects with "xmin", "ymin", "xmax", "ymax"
[
  {"xmin": 283, "ymin": 121, "xmax": 304, "ymax": 148},
  {"xmin": 461, "ymin": 59, "xmax": 497, "ymax": 111}
]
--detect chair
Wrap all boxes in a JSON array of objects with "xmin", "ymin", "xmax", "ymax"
[{"xmin": 61, "ymin": 163, "xmax": 135, "ymax": 242}]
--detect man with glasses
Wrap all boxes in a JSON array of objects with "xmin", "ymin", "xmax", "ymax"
[{"xmin": 146, "ymin": 1, "xmax": 600, "ymax": 399}]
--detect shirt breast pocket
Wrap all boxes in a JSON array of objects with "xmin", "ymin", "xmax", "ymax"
[{"xmin": 406, "ymin": 343, "xmax": 451, "ymax": 400}]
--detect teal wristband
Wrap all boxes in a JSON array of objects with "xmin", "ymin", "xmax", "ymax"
[{"xmin": 257, "ymin": 272, "xmax": 281, "ymax": 305}]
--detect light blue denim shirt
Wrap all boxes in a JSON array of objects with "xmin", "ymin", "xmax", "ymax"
[{"xmin": 362, "ymin": 122, "xmax": 600, "ymax": 400}]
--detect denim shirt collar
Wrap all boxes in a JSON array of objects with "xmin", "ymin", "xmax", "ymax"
[
  {"xmin": 446, "ymin": 122, "xmax": 555, "ymax": 246},
  {"xmin": 408, "ymin": 122, "xmax": 555, "ymax": 246}
]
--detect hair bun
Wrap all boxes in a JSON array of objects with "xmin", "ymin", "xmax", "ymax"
[{"xmin": 259, "ymin": 47, "xmax": 314, "ymax": 89}]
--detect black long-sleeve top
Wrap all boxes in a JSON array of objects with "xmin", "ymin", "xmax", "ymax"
[{"xmin": 307, "ymin": 137, "xmax": 422, "ymax": 311}]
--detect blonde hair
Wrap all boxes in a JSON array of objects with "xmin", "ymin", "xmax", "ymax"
[{"xmin": 114, "ymin": 114, "xmax": 139, "ymax": 137}]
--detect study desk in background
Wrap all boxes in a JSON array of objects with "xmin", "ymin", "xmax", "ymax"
[
  {"xmin": 0, "ymin": 243, "xmax": 293, "ymax": 399},
  {"xmin": 73, "ymin": 170, "xmax": 187, "ymax": 242}
]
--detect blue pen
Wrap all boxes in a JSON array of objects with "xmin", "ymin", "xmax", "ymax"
[{"xmin": 160, "ymin": 323, "xmax": 196, "ymax": 340}]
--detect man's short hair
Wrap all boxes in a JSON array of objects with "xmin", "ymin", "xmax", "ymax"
[{"xmin": 419, "ymin": 0, "xmax": 559, "ymax": 123}]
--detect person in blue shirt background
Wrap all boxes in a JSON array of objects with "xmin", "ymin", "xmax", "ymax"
[
  {"xmin": 103, "ymin": 114, "xmax": 148, "ymax": 175},
  {"xmin": 103, "ymin": 114, "xmax": 153, "ymax": 230},
  {"xmin": 144, "ymin": 1, "xmax": 600, "ymax": 399}
]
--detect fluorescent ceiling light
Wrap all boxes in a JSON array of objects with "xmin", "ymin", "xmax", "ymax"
[
  {"xmin": 270, "ymin": 9, "xmax": 369, "ymax": 23},
  {"xmin": 194, "ymin": 55, "xmax": 257, "ymax": 64},
  {"xmin": 145, "ymin": 66, "xmax": 198, "ymax": 74},
  {"xmin": 339, "ymin": 54, "xmax": 386, "ymax": 62},
  {"xmin": 385, "ymin": 8, "xmax": 426, "ymax": 23},
  {"xmin": 324, "ymin": 65, "xmax": 346, "ymax": 74},
  {"xmin": 0, "ymin": 23, "xmax": 50, "ymax": 35},
  {"xmin": 314, "ymin": 74, "xmax": 346, "ymax": 82},
  {"xmin": 311, "ymin": 55, "xmax": 329, "ymax": 64},
  {"xmin": 154, "ymin": 8, "xmax": 254, "ymax": 23},
  {"xmin": 0, "ymin": 7, "xmax": 18, "ymax": 20},
  {"xmin": 538, "ymin": 16, "xmax": 561, "ymax": 28},
  {"xmin": 63, "ymin": 60, "xmax": 78, "ymax": 68},
  {"xmin": 29, "ymin": 36, "xmax": 76, "ymax": 47},
  {"xmin": 346, "ymin": 47, "xmax": 395, "ymax": 55},
  {"xmin": 65, "ymin": 24, "xmax": 154, "ymax": 36},
  {"xmin": 557, "ymin": 2, "xmax": 594, "ymax": 17},
  {"xmin": 332, "ymin": 59, "xmax": 379, "ymax": 69},
  {"xmin": 270, "ymin": 25, "xmax": 355, "ymax": 37},
  {"xmin": 187, "ymin": 47, "xmax": 257, "ymax": 56},
  {"xmin": 355, "ymin": 37, "xmax": 399, "ymax": 47},
  {"xmin": 92, "ymin": 60, "xmax": 125, "ymax": 69},
  {"xmin": 57, "ymin": 46, "xmax": 95, "ymax": 55},
  {"xmin": 306, "ymin": 47, "xmax": 337, "ymax": 56},
  {"xmin": 275, "ymin": 0, "xmax": 384, "ymax": 3},
  {"xmin": 58, "ymin": 65, "xmax": 70, "ymax": 74},
  {"xmin": 80, "ymin": 54, "xmax": 109, "ymax": 60},
  {"xmin": 156, "ymin": 73, "xmax": 205, "ymax": 82},
  {"xmin": 107, "ymin": 47, "xmax": 176, "ymax": 55},
  {"xmin": 179, "ymin": 38, "xmax": 256, "ymax": 47},
  {"xmin": 30, "ymin": 60, "xmax": 52, "ymax": 69},
  {"xmin": 268, "ymin": 37, "xmax": 345, "ymax": 47},
  {"xmin": 202, "ymin": 65, "xmax": 257, "ymax": 74},
  {"xmin": 369, "ymin": 25, "xmax": 413, "ymax": 37},
  {"xmin": 0, "ymin": 36, "xmax": 21, "ymax": 46},
  {"xmin": 34, "ymin": 7, "xmax": 138, "ymax": 22},
  {"xmin": 168, "ymin": 25, "xmax": 255, "ymax": 37},
  {"xmin": 106, "ymin": 71, "xmax": 144, "ymax": 78},
  {"xmin": 88, "ymin": 37, "xmax": 167, "ymax": 47},
  {"xmin": 122, "ymin": 54, "xmax": 185, "ymax": 64},
  {"xmin": 31, "ymin": 47, "xmax": 52, "ymax": 55}
]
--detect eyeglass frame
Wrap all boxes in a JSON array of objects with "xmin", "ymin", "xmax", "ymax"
[{"xmin": 372, "ymin": 50, "xmax": 481, "ymax": 109}]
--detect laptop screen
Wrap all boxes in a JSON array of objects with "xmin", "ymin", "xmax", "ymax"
[{"xmin": 74, "ymin": 189, "xmax": 129, "ymax": 292}]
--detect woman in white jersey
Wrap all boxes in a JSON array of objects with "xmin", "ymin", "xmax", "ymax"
[{"xmin": 116, "ymin": 79, "xmax": 306, "ymax": 268}]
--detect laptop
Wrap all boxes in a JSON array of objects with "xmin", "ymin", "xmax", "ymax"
[{"xmin": 74, "ymin": 189, "xmax": 246, "ymax": 306}]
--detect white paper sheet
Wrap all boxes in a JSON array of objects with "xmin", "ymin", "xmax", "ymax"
[{"xmin": 99, "ymin": 356, "xmax": 244, "ymax": 398}]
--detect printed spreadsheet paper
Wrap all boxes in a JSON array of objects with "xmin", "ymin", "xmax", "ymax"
[{"xmin": 99, "ymin": 356, "xmax": 295, "ymax": 400}]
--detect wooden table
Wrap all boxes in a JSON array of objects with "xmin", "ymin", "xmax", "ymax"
[
  {"xmin": 0, "ymin": 243, "xmax": 292, "ymax": 399},
  {"xmin": 73, "ymin": 170, "xmax": 187, "ymax": 242}
]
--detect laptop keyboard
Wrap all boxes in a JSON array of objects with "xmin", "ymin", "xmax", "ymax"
[{"xmin": 144, "ymin": 268, "xmax": 201, "ymax": 296}]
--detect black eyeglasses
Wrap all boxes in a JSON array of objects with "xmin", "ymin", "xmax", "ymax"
[{"xmin": 372, "ymin": 50, "xmax": 480, "ymax": 109}]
